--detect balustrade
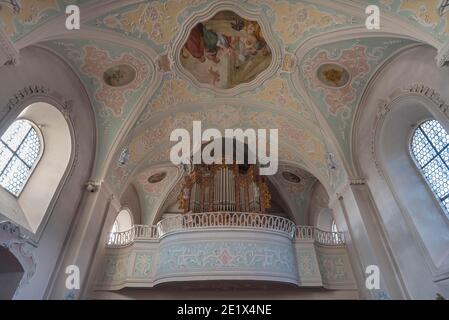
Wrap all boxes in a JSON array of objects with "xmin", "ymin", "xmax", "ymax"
[{"xmin": 106, "ymin": 212, "xmax": 345, "ymax": 247}]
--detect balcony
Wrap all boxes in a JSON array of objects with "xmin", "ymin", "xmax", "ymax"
[{"xmin": 96, "ymin": 213, "xmax": 355, "ymax": 291}]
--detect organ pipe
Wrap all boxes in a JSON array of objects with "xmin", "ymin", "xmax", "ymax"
[{"xmin": 178, "ymin": 163, "xmax": 271, "ymax": 214}]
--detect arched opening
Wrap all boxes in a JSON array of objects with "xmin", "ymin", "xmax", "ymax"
[
  {"xmin": 376, "ymin": 97, "xmax": 449, "ymax": 273},
  {"xmin": 108, "ymin": 209, "xmax": 133, "ymax": 245},
  {"xmin": 0, "ymin": 247, "xmax": 24, "ymax": 300},
  {"xmin": 0, "ymin": 102, "xmax": 72, "ymax": 233}
]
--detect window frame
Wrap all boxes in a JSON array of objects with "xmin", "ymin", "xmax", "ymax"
[
  {"xmin": 410, "ymin": 118, "xmax": 449, "ymax": 219},
  {"xmin": 0, "ymin": 118, "xmax": 44, "ymax": 197}
]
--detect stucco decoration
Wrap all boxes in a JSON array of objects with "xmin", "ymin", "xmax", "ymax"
[
  {"xmin": 156, "ymin": 239, "xmax": 297, "ymax": 281},
  {"xmin": 273, "ymin": 164, "xmax": 317, "ymax": 222},
  {"xmin": 0, "ymin": 0, "xmax": 91, "ymax": 42},
  {"xmin": 137, "ymin": 78, "xmax": 211, "ymax": 125},
  {"xmin": 300, "ymin": 37, "xmax": 416, "ymax": 158},
  {"xmin": 41, "ymin": 39, "xmax": 154, "ymax": 176},
  {"xmin": 90, "ymin": 0, "xmax": 207, "ymax": 47},
  {"xmin": 102, "ymin": 253, "xmax": 130, "ymax": 284},
  {"xmin": 264, "ymin": 0, "xmax": 359, "ymax": 48},
  {"xmin": 133, "ymin": 252, "xmax": 155, "ymax": 278},
  {"xmin": 80, "ymin": 45, "xmax": 149, "ymax": 116},
  {"xmin": 315, "ymin": 245, "xmax": 356, "ymax": 289},
  {"xmin": 238, "ymin": 77, "xmax": 315, "ymax": 122},
  {"xmin": 0, "ymin": 221, "xmax": 36, "ymax": 298},
  {"xmin": 134, "ymin": 166, "xmax": 179, "ymax": 224},
  {"xmin": 107, "ymin": 104, "xmax": 330, "ymax": 197},
  {"xmin": 367, "ymin": 0, "xmax": 449, "ymax": 42}
]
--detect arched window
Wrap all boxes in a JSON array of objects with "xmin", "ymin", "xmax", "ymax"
[
  {"xmin": 411, "ymin": 119, "xmax": 449, "ymax": 216},
  {"xmin": 0, "ymin": 119, "xmax": 42, "ymax": 196},
  {"xmin": 108, "ymin": 209, "xmax": 133, "ymax": 245}
]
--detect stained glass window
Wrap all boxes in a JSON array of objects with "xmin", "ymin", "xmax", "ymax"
[
  {"xmin": 411, "ymin": 120, "xmax": 449, "ymax": 216},
  {"xmin": 0, "ymin": 120, "xmax": 41, "ymax": 196}
]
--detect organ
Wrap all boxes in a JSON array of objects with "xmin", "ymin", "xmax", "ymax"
[{"xmin": 178, "ymin": 162, "xmax": 271, "ymax": 214}]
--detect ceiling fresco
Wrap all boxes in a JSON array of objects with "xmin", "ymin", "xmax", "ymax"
[
  {"xmin": 133, "ymin": 166, "xmax": 179, "ymax": 224},
  {"xmin": 3, "ymin": 0, "xmax": 447, "ymax": 215},
  {"xmin": 180, "ymin": 11, "xmax": 272, "ymax": 89},
  {"xmin": 362, "ymin": 0, "xmax": 449, "ymax": 42},
  {"xmin": 300, "ymin": 37, "xmax": 417, "ymax": 158},
  {"xmin": 272, "ymin": 164, "xmax": 317, "ymax": 223},
  {"xmin": 105, "ymin": 102, "xmax": 346, "ymax": 202},
  {"xmin": 88, "ymin": 0, "xmax": 207, "ymax": 50},
  {"xmin": 41, "ymin": 38, "xmax": 154, "ymax": 175},
  {"xmin": 0, "ymin": 0, "xmax": 90, "ymax": 42}
]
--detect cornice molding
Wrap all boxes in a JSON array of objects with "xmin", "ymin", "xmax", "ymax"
[{"xmin": 370, "ymin": 84, "xmax": 449, "ymax": 178}]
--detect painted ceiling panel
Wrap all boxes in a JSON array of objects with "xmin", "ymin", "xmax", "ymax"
[
  {"xmin": 41, "ymin": 38, "xmax": 154, "ymax": 176},
  {"xmin": 300, "ymin": 37, "xmax": 416, "ymax": 157},
  {"xmin": 3, "ymin": 0, "xmax": 445, "ymax": 213},
  {"xmin": 133, "ymin": 166, "xmax": 179, "ymax": 224},
  {"xmin": 273, "ymin": 164, "xmax": 317, "ymax": 223},
  {"xmin": 88, "ymin": 0, "xmax": 208, "ymax": 50},
  {"xmin": 106, "ymin": 103, "xmax": 345, "ymax": 197},
  {"xmin": 362, "ymin": 0, "xmax": 449, "ymax": 43},
  {"xmin": 0, "ymin": 0, "xmax": 91, "ymax": 42}
]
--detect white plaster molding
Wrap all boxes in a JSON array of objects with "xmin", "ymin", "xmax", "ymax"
[
  {"xmin": 169, "ymin": 0, "xmax": 283, "ymax": 96},
  {"xmin": 0, "ymin": 25, "xmax": 19, "ymax": 66},
  {"xmin": 370, "ymin": 84, "xmax": 449, "ymax": 178},
  {"xmin": 436, "ymin": 40, "xmax": 449, "ymax": 68},
  {"xmin": 0, "ymin": 221, "xmax": 36, "ymax": 297},
  {"xmin": 2, "ymin": 85, "xmax": 50, "ymax": 119},
  {"xmin": 328, "ymin": 178, "xmax": 366, "ymax": 209},
  {"xmin": 85, "ymin": 180, "xmax": 101, "ymax": 193}
]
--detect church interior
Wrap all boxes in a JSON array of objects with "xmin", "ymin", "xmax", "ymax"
[{"xmin": 1, "ymin": 0, "xmax": 449, "ymax": 300}]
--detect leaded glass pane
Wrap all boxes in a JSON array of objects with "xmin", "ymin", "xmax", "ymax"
[
  {"xmin": 412, "ymin": 129, "xmax": 436, "ymax": 167},
  {"xmin": 421, "ymin": 120, "xmax": 449, "ymax": 152},
  {"xmin": 1, "ymin": 120, "xmax": 32, "ymax": 151},
  {"xmin": 0, "ymin": 142, "xmax": 13, "ymax": 173},
  {"xmin": 17, "ymin": 128, "xmax": 40, "ymax": 167},
  {"xmin": 421, "ymin": 157, "xmax": 449, "ymax": 199},
  {"xmin": 0, "ymin": 156, "xmax": 31, "ymax": 195},
  {"xmin": 411, "ymin": 119, "xmax": 449, "ymax": 217},
  {"xmin": 0, "ymin": 119, "xmax": 42, "ymax": 196}
]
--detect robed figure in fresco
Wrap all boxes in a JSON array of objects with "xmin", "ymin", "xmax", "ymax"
[{"xmin": 181, "ymin": 11, "xmax": 272, "ymax": 89}]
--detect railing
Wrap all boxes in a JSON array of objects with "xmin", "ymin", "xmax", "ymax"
[
  {"xmin": 107, "ymin": 224, "xmax": 158, "ymax": 247},
  {"xmin": 106, "ymin": 213, "xmax": 345, "ymax": 247},
  {"xmin": 157, "ymin": 212, "xmax": 297, "ymax": 237},
  {"xmin": 294, "ymin": 226, "xmax": 345, "ymax": 246}
]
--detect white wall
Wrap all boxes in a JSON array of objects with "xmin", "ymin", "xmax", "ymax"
[{"xmin": 0, "ymin": 46, "xmax": 95, "ymax": 299}]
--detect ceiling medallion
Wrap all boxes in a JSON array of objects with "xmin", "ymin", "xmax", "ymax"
[
  {"xmin": 180, "ymin": 10, "xmax": 272, "ymax": 90},
  {"xmin": 148, "ymin": 172, "xmax": 167, "ymax": 184},
  {"xmin": 317, "ymin": 63, "xmax": 350, "ymax": 88},
  {"xmin": 282, "ymin": 171, "xmax": 302, "ymax": 184},
  {"xmin": 103, "ymin": 64, "xmax": 137, "ymax": 87}
]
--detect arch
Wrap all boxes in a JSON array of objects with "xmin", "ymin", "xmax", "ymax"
[
  {"xmin": 375, "ymin": 94, "xmax": 449, "ymax": 275},
  {"xmin": 0, "ymin": 246, "xmax": 24, "ymax": 299},
  {"xmin": 113, "ymin": 209, "xmax": 133, "ymax": 233},
  {"xmin": 0, "ymin": 102, "xmax": 72, "ymax": 233}
]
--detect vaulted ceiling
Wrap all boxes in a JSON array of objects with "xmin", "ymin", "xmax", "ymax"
[{"xmin": 2, "ymin": 0, "xmax": 447, "ymax": 222}]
